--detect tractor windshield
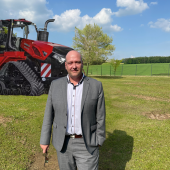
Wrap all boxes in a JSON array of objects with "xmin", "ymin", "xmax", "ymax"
[
  {"xmin": 13, "ymin": 25, "xmax": 37, "ymax": 41},
  {"xmin": 0, "ymin": 26, "xmax": 8, "ymax": 50},
  {"xmin": 12, "ymin": 19, "xmax": 37, "ymax": 42},
  {"xmin": 0, "ymin": 26, "xmax": 17, "ymax": 51},
  {"xmin": 0, "ymin": 19, "xmax": 34, "ymax": 51}
]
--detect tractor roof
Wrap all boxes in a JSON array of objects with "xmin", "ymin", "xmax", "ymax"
[{"xmin": 0, "ymin": 19, "xmax": 32, "ymax": 27}]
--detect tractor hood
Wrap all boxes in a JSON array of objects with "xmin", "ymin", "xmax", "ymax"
[{"xmin": 20, "ymin": 39, "xmax": 73, "ymax": 62}]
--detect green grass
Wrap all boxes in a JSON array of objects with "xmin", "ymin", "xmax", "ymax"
[
  {"xmin": 0, "ymin": 95, "xmax": 56, "ymax": 169},
  {"xmin": 1, "ymin": 76, "xmax": 170, "ymax": 169},
  {"xmin": 96, "ymin": 76, "xmax": 170, "ymax": 169},
  {"xmin": 84, "ymin": 63, "xmax": 170, "ymax": 76}
]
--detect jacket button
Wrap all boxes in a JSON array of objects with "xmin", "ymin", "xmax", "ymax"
[{"xmin": 64, "ymin": 126, "xmax": 66, "ymax": 128}]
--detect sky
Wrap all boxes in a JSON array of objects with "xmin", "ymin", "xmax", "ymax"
[{"xmin": 0, "ymin": 0, "xmax": 170, "ymax": 60}]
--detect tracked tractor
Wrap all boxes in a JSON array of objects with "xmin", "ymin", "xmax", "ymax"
[{"xmin": 0, "ymin": 19, "xmax": 73, "ymax": 96}]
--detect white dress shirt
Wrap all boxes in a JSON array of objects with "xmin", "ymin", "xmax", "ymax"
[{"xmin": 66, "ymin": 74, "xmax": 84, "ymax": 135}]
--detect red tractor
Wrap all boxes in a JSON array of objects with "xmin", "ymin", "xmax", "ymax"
[{"xmin": 0, "ymin": 19, "xmax": 73, "ymax": 96}]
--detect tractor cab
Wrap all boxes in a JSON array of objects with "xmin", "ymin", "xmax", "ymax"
[
  {"xmin": 0, "ymin": 19, "xmax": 55, "ymax": 53},
  {"xmin": 0, "ymin": 19, "xmax": 32, "ymax": 52}
]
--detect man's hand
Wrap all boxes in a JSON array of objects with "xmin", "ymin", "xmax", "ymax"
[{"xmin": 40, "ymin": 144, "xmax": 49, "ymax": 153}]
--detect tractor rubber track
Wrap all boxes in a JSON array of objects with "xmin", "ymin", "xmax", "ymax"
[
  {"xmin": 0, "ymin": 81, "xmax": 5, "ymax": 95},
  {"xmin": 0, "ymin": 61, "xmax": 44, "ymax": 96}
]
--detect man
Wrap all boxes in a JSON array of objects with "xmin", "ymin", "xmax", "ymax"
[{"xmin": 40, "ymin": 50, "xmax": 105, "ymax": 170}]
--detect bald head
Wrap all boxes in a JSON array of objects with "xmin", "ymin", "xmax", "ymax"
[
  {"xmin": 65, "ymin": 50, "xmax": 83, "ymax": 80},
  {"xmin": 66, "ymin": 50, "xmax": 82, "ymax": 62}
]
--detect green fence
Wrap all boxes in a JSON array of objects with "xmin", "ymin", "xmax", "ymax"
[{"xmin": 83, "ymin": 63, "xmax": 170, "ymax": 76}]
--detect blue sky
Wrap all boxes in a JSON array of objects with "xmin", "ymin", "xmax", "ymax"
[{"xmin": 0, "ymin": 0, "xmax": 170, "ymax": 60}]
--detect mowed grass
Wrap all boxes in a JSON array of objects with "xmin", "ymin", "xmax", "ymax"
[
  {"xmin": 96, "ymin": 76, "xmax": 170, "ymax": 169},
  {"xmin": 0, "ymin": 95, "xmax": 50, "ymax": 169},
  {"xmin": 84, "ymin": 63, "xmax": 170, "ymax": 76},
  {"xmin": 0, "ymin": 76, "xmax": 170, "ymax": 169}
]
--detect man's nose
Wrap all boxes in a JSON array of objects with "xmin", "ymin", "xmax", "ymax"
[{"xmin": 72, "ymin": 63, "xmax": 77, "ymax": 68}]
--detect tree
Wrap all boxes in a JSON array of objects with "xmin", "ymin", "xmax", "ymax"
[
  {"xmin": 109, "ymin": 58, "xmax": 122, "ymax": 76},
  {"xmin": 72, "ymin": 24, "xmax": 115, "ymax": 75}
]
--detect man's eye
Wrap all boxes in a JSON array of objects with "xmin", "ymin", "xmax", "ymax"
[{"xmin": 76, "ymin": 62, "xmax": 81, "ymax": 64}]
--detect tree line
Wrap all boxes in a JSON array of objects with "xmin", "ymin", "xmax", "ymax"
[{"xmin": 123, "ymin": 56, "xmax": 170, "ymax": 64}]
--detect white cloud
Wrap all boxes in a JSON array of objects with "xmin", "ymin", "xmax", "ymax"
[
  {"xmin": 52, "ymin": 8, "xmax": 123, "ymax": 32},
  {"xmin": 19, "ymin": 10, "xmax": 35, "ymax": 22},
  {"xmin": 52, "ymin": 9, "xmax": 81, "ymax": 32},
  {"xmin": 140, "ymin": 24, "xmax": 144, "ymax": 27},
  {"xmin": 110, "ymin": 25, "xmax": 123, "ymax": 32},
  {"xmin": 113, "ymin": 0, "xmax": 149, "ymax": 17},
  {"xmin": 0, "ymin": 0, "xmax": 53, "ymax": 26},
  {"xmin": 131, "ymin": 55, "xmax": 135, "ymax": 58},
  {"xmin": 148, "ymin": 18, "xmax": 170, "ymax": 32},
  {"xmin": 0, "ymin": 0, "xmax": 123, "ymax": 33},
  {"xmin": 150, "ymin": 2, "xmax": 158, "ymax": 5},
  {"xmin": 93, "ymin": 8, "xmax": 113, "ymax": 24}
]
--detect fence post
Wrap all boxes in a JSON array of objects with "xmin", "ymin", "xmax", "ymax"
[
  {"xmin": 151, "ymin": 64, "xmax": 152, "ymax": 76},
  {"xmin": 135, "ymin": 65, "xmax": 137, "ymax": 76},
  {"xmin": 101, "ymin": 65, "xmax": 102, "ymax": 76},
  {"xmin": 110, "ymin": 65, "xmax": 111, "ymax": 76},
  {"xmin": 121, "ymin": 65, "xmax": 123, "ymax": 76}
]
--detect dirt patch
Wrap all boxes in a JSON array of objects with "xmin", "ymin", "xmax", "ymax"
[
  {"xmin": 143, "ymin": 112, "xmax": 170, "ymax": 120},
  {"xmin": 132, "ymin": 94, "xmax": 158, "ymax": 101},
  {"xmin": 124, "ymin": 82, "xmax": 137, "ymax": 85},
  {"xmin": 18, "ymin": 108, "xmax": 28, "ymax": 111},
  {"xmin": 130, "ymin": 94, "xmax": 170, "ymax": 102},
  {"xmin": 29, "ymin": 152, "xmax": 59, "ymax": 170},
  {"xmin": 124, "ymin": 82, "xmax": 156, "ymax": 86},
  {"xmin": 20, "ymin": 136, "xmax": 27, "ymax": 145},
  {"xmin": 0, "ymin": 116, "xmax": 12, "ymax": 127}
]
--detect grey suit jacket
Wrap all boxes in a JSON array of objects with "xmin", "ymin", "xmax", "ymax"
[{"xmin": 40, "ymin": 76, "xmax": 106, "ymax": 154}]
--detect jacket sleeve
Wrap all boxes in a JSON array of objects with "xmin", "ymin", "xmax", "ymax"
[
  {"xmin": 96, "ymin": 82, "xmax": 106, "ymax": 146},
  {"xmin": 40, "ymin": 81, "xmax": 54, "ymax": 145}
]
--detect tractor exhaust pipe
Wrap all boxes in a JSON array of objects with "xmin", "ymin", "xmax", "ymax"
[
  {"xmin": 37, "ymin": 19, "xmax": 55, "ymax": 42},
  {"xmin": 44, "ymin": 19, "xmax": 55, "ymax": 31}
]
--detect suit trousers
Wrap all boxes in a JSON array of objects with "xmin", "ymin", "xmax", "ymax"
[{"xmin": 56, "ymin": 136, "xmax": 99, "ymax": 170}]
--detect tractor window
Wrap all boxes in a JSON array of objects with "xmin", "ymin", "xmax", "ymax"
[
  {"xmin": 23, "ymin": 26, "xmax": 29, "ymax": 39},
  {"xmin": 13, "ymin": 27, "xmax": 23, "ymax": 38},
  {"xmin": 23, "ymin": 25, "xmax": 37, "ymax": 41},
  {"xmin": 13, "ymin": 25, "xmax": 37, "ymax": 41},
  {"xmin": 12, "ymin": 27, "xmax": 21, "ymax": 49},
  {"xmin": 0, "ymin": 27, "xmax": 8, "ymax": 51}
]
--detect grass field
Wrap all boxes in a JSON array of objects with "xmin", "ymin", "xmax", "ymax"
[
  {"xmin": 84, "ymin": 63, "xmax": 170, "ymax": 76},
  {"xmin": 1, "ymin": 76, "xmax": 170, "ymax": 169}
]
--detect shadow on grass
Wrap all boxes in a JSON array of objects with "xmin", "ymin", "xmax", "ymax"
[
  {"xmin": 99, "ymin": 130, "xmax": 133, "ymax": 170},
  {"xmin": 89, "ymin": 76, "xmax": 124, "ymax": 79}
]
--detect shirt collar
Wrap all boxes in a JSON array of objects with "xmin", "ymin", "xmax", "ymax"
[{"xmin": 67, "ymin": 73, "xmax": 85, "ymax": 85}]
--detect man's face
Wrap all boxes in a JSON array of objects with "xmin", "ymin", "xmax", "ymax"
[{"xmin": 65, "ymin": 52, "xmax": 83, "ymax": 79}]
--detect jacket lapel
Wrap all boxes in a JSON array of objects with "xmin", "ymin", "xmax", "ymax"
[
  {"xmin": 81, "ymin": 76, "xmax": 90, "ymax": 112},
  {"xmin": 62, "ymin": 77, "xmax": 67, "ymax": 109}
]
